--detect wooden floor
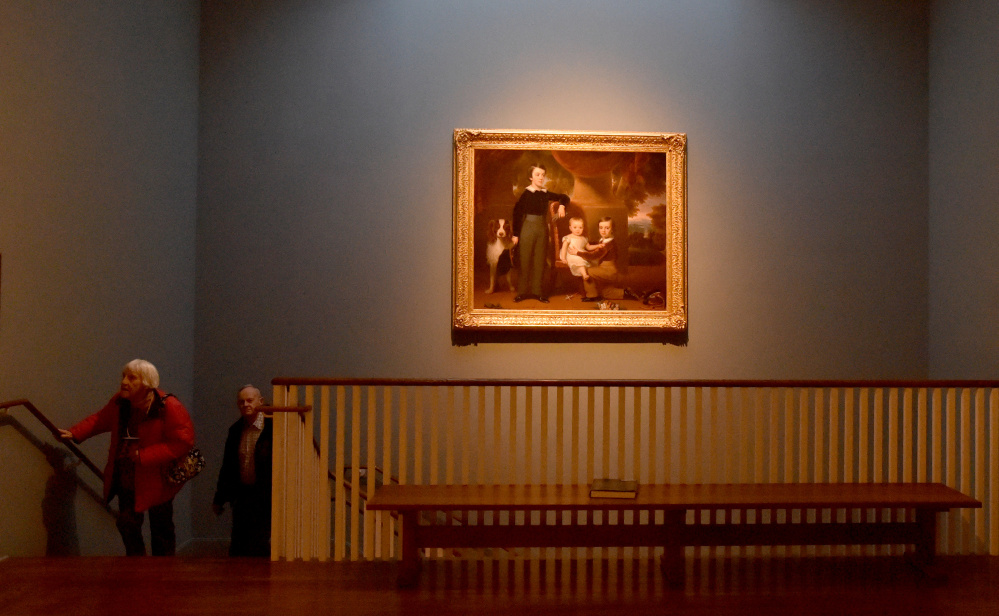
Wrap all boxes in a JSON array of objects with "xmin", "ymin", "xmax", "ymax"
[{"xmin": 2, "ymin": 554, "xmax": 998, "ymax": 615}]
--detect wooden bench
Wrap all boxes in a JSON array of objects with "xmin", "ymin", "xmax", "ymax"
[{"xmin": 365, "ymin": 482, "xmax": 981, "ymax": 587}]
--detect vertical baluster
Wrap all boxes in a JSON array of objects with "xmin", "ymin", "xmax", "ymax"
[
  {"xmin": 288, "ymin": 386, "xmax": 302, "ymax": 559},
  {"xmin": 784, "ymin": 387, "xmax": 815, "ymax": 556},
  {"xmin": 430, "ymin": 387, "xmax": 439, "ymax": 487},
  {"xmin": 570, "ymin": 388, "xmax": 583, "ymax": 586},
  {"xmin": 873, "ymin": 389, "xmax": 886, "ymax": 555},
  {"xmin": 960, "ymin": 389, "xmax": 972, "ymax": 554},
  {"xmin": 931, "ymin": 388, "xmax": 943, "ymax": 553},
  {"xmin": 829, "ymin": 388, "xmax": 842, "ymax": 555},
  {"xmin": 975, "ymin": 388, "xmax": 986, "ymax": 554},
  {"xmin": 302, "ymin": 386, "xmax": 314, "ymax": 561},
  {"xmin": 888, "ymin": 389, "xmax": 899, "ymax": 485},
  {"xmin": 471, "ymin": 386, "xmax": 483, "ymax": 564},
  {"xmin": 917, "ymin": 389, "xmax": 928, "ymax": 483},
  {"xmin": 991, "ymin": 389, "xmax": 998, "ymax": 555},
  {"xmin": 541, "ymin": 386, "xmax": 550, "ymax": 486},
  {"xmin": 477, "ymin": 386, "xmax": 486, "ymax": 485},
  {"xmin": 462, "ymin": 386, "xmax": 472, "ymax": 486},
  {"xmin": 381, "ymin": 387, "xmax": 393, "ymax": 559},
  {"xmin": 492, "ymin": 386, "xmax": 501, "ymax": 550},
  {"xmin": 334, "ymin": 386, "xmax": 346, "ymax": 561},
  {"xmin": 844, "ymin": 388, "xmax": 858, "ymax": 555},
  {"xmin": 887, "ymin": 386, "xmax": 900, "ymax": 556},
  {"xmin": 858, "ymin": 389, "xmax": 871, "ymax": 555},
  {"xmin": 540, "ymin": 386, "xmax": 553, "ymax": 581},
  {"xmin": 396, "ymin": 387, "xmax": 407, "ymax": 561},
  {"xmin": 887, "ymin": 388, "xmax": 899, "ymax": 555},
  {"xmin": 748, "ymin": 388, "xmax": 764, "ymax": 559},
  {"xmin": 524, "ymin": 386, "xmax": 534, "ymax": 567},
  {"xmin": 318, "ymin": 387, "xmax": 330, "ymax": 561},
  {"xmin": 679, "ymin": 387, "xmax": 689, "ymax": 484},
  {"xmin": 444, "ymin": 386, "xmax": 454, "ymax": 563},
  {"xmin": 946, "ymin": 389, "xmax": 958, "ymax": 553},
  {"xmin": 660, "ymin": 387, "xmax": 671, "ymax": 562},
  {"xmin": 271, "ymin": 385, "xmax": 286, "ymax": 560},
  {"xmin": 619, "ymin": 387, "xmax": 627, "ymax": 481},
  {"xmin": 769, "ymin": 388, "xmax": 783, "ymax": 549},
  {"xmin": 740, "ymin": 389, "xmax": 752, "ymax": 485},
  {"xmin": 633, "ymin": 386, "xmax": 645, "ymax": 562},
  {"xmin": 414, "ymin": 388, "xmax": 424, "ymax": 487},
  {"xmin": 615, "ymin": 386, "xmax": 626, "ymax": 560},
  {"xmin": 555, "ymin": 387, "xmax": 564, "ymax": 485},
  {"xmin": 362, "ymin": 387, "xmax": 375, "ymax": 560},
  {"xmin": 350, "ymin": 386, "xmax": 361, "ymax": 561},
  {"xmin": 555, "ymin": 386, "xmax": 566, "ymax": 574},
  {"xmin": 693, "ymin": 387, "xmax": 704, "ymax": 486},
  {"xmin": 445, "ymin": 386, "xmax": 455, "ymax": 486},
  {"xmin": 633, "ymin": 387, "xmax": 643, "ymax": 485},
  {"xmin": 896, "ymin": 388, "xmax": 912, "ymax": 556},
  {"xmin": 525, "ymin": 386, "xmax": 534, "ymax": 486},
  {"xmin": 649, "ymin": 387, "xmax": 660, "ymax": 484},
  {"xmin": 902, "ymin": 388, "xmax": 914, "ymax": 484},
  {"xmin": 509, "ymin": 385, "xmax": 518, "ymax": 487},
  {"xmin": 663, "ymin": 387, "xmax": 673, "ymax": 485},
  {"xmin": 709, "ymin": 387, "xmax": 737, "ymax": 558},
  {"xmin": 724, "ymin": 388, "xmax": 736, "ymax": 484},
  {"xmin": 398, "ymin": 388, "xmax": 408, "ymax": 486}
]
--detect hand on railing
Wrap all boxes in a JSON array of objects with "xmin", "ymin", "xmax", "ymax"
[{"xmin": 1, "ymin": 398, "xmax": 104, "ymax": 480}]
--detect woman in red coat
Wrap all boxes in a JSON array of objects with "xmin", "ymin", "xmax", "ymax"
[{"xmin": 60, "ymin": 359, "xmax": 195, "ymax": 555}]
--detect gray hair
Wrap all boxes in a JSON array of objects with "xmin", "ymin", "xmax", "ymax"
[
  {"xmin": 237, "ymin": 384, "xmax": 265, "ymax": 402},
  {"xmin": 123, "ymin": 359, "xmax": 159, "ymax": 389}
]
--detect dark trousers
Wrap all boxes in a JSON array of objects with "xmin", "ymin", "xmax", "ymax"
[
  {"xmin": 116, "ymin": 490, "xmax": 175, "ymax": 556},
  {"xmin": 517, "ymin": 215, "xmax": 548, "ymax": 297},
  {"xmin": 230, "ymin": 483, "xmax": 271, "ymax": 557}
]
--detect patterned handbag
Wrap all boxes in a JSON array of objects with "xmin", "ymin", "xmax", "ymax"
[{"xmin": 163, "ymin": 447, "xmax": 207, "ymax": 485}]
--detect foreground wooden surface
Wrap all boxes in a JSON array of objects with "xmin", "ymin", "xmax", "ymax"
[{"xmin": 2, "ymin": 555, "xmax": 998, "ymax": 615}]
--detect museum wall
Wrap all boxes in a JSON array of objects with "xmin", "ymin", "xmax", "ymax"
[
  {"xmin": 193, "ymin": 1, "xmax": 934, "ymax": 538},
  {"xmin": 928, "ymin": 0, "xmax": 999, "ymax": 378},
  {"xmin": 0, "ymin": 2, "xmax": 199, "ymax": 555},
  {"xmin": 4, "ymin": 1, "xmax": 990, "ymax": 553}
]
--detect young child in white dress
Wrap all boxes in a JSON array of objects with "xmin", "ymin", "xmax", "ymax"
[{"xmin": 560, "ymin": 217, "xmax": 592, "ymax": 281}]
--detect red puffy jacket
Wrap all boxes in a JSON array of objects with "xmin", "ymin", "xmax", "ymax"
[{"xmin": 70, "ymin": 389, "xmax": 195, "ymax": 513}]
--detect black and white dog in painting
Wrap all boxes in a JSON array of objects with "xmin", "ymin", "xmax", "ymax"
[{"xmin": 485, "ymin": 218, "xmax": 515, "ymax": 294}]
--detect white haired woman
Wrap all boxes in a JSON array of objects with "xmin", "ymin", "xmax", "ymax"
[{"xmin": 60, "ymin": 359, "xmax": 195, "ymax": 555}]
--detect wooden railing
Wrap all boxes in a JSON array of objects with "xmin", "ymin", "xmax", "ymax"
[
  {"xmin": 268, "ymin": 379, "xmax": 999, "ymax": 562},
  {"xmin": 0, "ymin": 398, "xmax": 104, "ymax": 480},
  {"xmin": 263, "ymin": 402, "xmax": 329, "ymax": 561}
]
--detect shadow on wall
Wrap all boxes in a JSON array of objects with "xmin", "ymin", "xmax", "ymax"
[{"xmin": 1, "ymin": 416, "xmax": 114, "ymax": 556}]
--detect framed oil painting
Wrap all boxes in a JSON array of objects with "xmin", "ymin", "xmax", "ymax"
[{"xmin": 452, "ymin": 129, "xmax": 687, "ymax": 341}]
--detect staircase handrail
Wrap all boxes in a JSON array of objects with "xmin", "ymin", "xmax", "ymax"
[{"xmin": 0, "ymin": 398, "xmax": 104, "ymax": 480}]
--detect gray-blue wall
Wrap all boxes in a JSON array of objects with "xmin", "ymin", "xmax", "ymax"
[
  {"xmin": 0, "ymin": 1, "xmax": 199, "ymax": 554},
  {"xmin": 2, "ymin": 1, "xmax": 996, "ymax": 553},
  {"xmin": 928, "ymin": 0, "xmax": 999, "ymax": 377},
  {"xmin": 193, "ymin": 0, "xmax": 935, "ymax": 539}
]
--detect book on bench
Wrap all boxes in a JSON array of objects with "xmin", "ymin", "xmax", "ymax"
[{"xmin": 589, "ymin": 478, "xmax": 638, "ymax": 499}]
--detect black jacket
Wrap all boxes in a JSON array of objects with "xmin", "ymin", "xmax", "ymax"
[{"xmin": 212, "ymin": 416, "xmax": 272, "ymax": 508}]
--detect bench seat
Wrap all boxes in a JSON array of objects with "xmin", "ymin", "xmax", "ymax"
[{"xmin": 365, "ymin": 482, "xmax": 981, "ymax": 587}]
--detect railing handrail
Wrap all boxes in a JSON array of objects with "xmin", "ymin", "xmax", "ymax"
[
  {"xmin": 273, "ymin": 377, "xmax": 999, "ymax": 389},
  {"xmin": 0, "ymin": 398, "xmax": 104, "ymax": 480}
]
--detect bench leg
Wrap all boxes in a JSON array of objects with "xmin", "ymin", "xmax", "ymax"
[
  {"xmin": 913, "ymin": 509, "xmax": 937, "ymax": 565},
  {"xmin": 659, "ymin": 510, "xmax": 686, "ymax": 589},
  {"xmin": 906, "ymin": 508, "xmax": 948, "ymax": 585},
  {"xmin": 397, "ymin": 512, "xmax": 422, "ymax": 587}
]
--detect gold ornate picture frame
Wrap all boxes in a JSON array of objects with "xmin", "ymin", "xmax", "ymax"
[{"xmin": 453, "ymin": 129, "xmax": 687, "ymax": 342}]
